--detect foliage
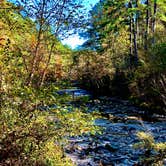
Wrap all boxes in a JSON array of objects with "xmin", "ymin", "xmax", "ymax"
[
  {"xmin": 0, "ymin": 0, "xmax": 101, "ymax": 165},
  {"xmin": 134, "ymin": 132, "xmax": 166, "ymax": 165},
  {"xmin": 0, "ymin": 0, "xmax": 166, "ymax": 164},
  {"xmin": 0, "ymin": 84, "xmax": 100, "ymax": 165},
  {"xmin": 77, "ymin": 0, "xmax": 166, "ymax": 112},
  {"xmin": 148, "ymin": 43, "xmax": 166, "ymax": 72}
]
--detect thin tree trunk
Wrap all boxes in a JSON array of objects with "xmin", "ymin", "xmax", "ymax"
[
  {"xmin": 136, "ymin": 0, "xmax": 140, "ymax": 46},
  {"xmin": 39, "ymin": 43, "xmax": 55, "ymax": 87},
  {"xmin": 26, "ymin": 27, "xmax": 42, "ymax": 86},
  {"xmin": 130, "ymin": 17, "xmax": 133, "ymax": 57},
  {"xmin": 144, "ymin": 0, "xmax": 149, "ymax": 50},
  {"xmin": 133, "ymin": 17, "xmax": 138, "ymax": 66},
  {"xmin": 137, "ymin": 15, "xmax": 140, "ymax": 46},
  {"xmin": 129, "ymin": 17, "xmax": 133, "ymax": 68},
  {"xmin": 129, "ymin": 0, "xmax": 139, "ymax": 67},
  {"xmin": 26, "ymin": 0, "xmax": 46, "ymax": 86},
  {"xmin": 152, "ymin": 0, "xmax": 157, "ymax": 44},
  {"xmin": 128, "ymin": 1, "xmax": 133, "ymax": 68}
]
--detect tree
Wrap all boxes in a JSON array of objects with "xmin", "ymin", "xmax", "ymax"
[
  {"xmin": 82, "ymin": 0, "xmax": 166, "ymax": 69},
  {"xmin": 152, "ymin": 0, "xmax": 157, "ymax": 44},
  {"xmin": 15, "ymin": 0, "xmax": 85, "ymax": 86},
  {"xmin": 131, "ymin": 0, "xmax": 139, "ymax": 66},
  {"xmin": 144, "ymin": 0, "xmax": 150, "ymax": 50}
]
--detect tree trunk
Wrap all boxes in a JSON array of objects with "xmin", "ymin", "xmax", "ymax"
[
  {"xmin": 144, "ymin": 0, "xmax": 149, "ymax": 50},
  {"xmin": 152, "ymin": 0, "xmax": 157, "ymax": 44},
  {"xmin": 128, "ymin": 1, "xmax": 133, "ymax": 68},
  {"xmin": 130, "ymin": 0, "xmax": 139, "ymax": 67},
  {"xmin": 133, "ymin": 17, "xmax": 138, "ymax": 66},
  {"xmin": 39, "ymin": 43, "xmax": 55, "ymax": 87},
  {"xmin": 130, "ymin": 17, "xmax": 133, "ymax": 57},
  {"xmin": 26, "ymin": 27, "xmax": 42, "ymax": 86},
  {"xmin": 26, "ymin": 0, "xmax": 46, "ymax": 86},
  {"xmin": 129, "ymin": 17, "xmax": 134, "ymax": 69}
]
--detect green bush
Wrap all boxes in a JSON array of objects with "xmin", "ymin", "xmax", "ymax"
[
  {"xmin": 134, "ymin": 132, "xmax": 166, "ymax": 166},
  {"xmin": 0, "ymin": 85, "xmax": 100, "ymax": 165}
]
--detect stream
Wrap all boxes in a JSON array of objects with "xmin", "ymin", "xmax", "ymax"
[{"xmin": 57, "ymin": 88, "xmax": 166, "ymax": 166}]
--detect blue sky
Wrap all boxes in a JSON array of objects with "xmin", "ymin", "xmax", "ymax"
[
  {"xmin": 62, "ymin": 0, "xmax": 100, "ymax": 49},
  {"xmin": 82, "ymin": 0, "xmax": 100, "ymax": 11}
]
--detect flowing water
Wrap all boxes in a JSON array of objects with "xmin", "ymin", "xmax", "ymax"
[{"xmin": 57, "ymin": 88, "xmax": 166, "ymax": 166}]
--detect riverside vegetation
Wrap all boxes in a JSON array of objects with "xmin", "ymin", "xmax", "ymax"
[{"xmin": 0, "ymin": 0, "xmax": 165, "ymax": 165}]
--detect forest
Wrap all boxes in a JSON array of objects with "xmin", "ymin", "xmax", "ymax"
[{"xmin": 0, "ymin": 0, "xmax": 166, "ymax": 165}]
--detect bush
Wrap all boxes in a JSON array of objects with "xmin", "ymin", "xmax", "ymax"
[
  {"xmin": 0, "ymin": 85, "xmax": 100, "ymax": 165},
  {"xmin": 134, "ymin": 132, "xmax": 166, "ymax": 166}
]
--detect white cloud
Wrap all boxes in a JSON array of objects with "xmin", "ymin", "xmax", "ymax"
[{"xmin": 62, "ymin": 34, "xmax": 86, "ymax": 49}]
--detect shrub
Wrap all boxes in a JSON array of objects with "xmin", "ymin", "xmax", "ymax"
[{"xmin": 134, "ymin": 132, "xmax": 166, "ymax": 166}]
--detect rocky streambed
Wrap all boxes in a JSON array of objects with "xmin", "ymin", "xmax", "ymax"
[{"xmin": 57, "ymin": 89, "xmax": 166, "ymax": 166}]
